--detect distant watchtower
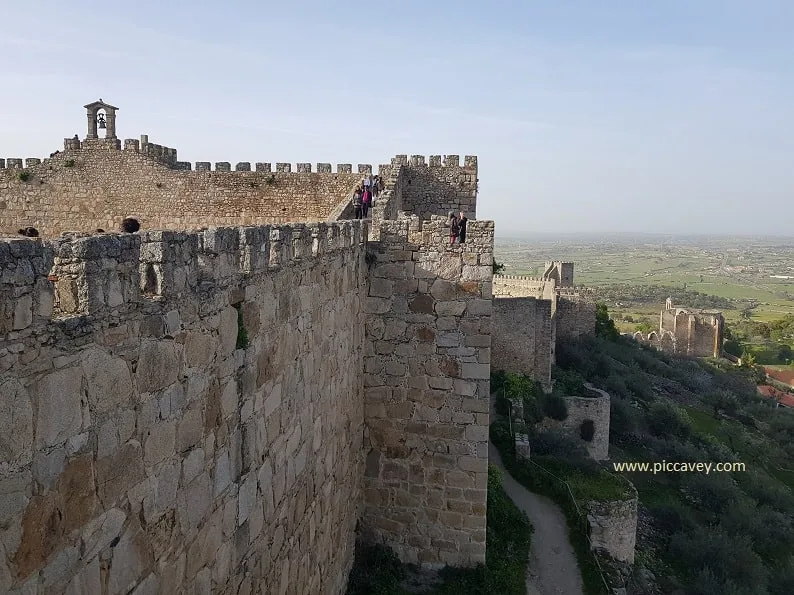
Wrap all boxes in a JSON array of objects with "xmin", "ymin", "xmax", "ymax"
[
  {"xmin": 543, "ymin": 261, "xmax": 574, "ymax": 288},
  {"xmin": 84, "ymin": 99, "xmax": 118, "ymax": 140}
]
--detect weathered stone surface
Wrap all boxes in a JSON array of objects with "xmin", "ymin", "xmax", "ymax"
[
  {"xmin": 218, "ymin": 306, "xmax": 238, "ymax": 356},
  {"xmin": 0, "ymin": 378, "xmax": 33, "ymax": 468},
  {"xmin": 137, "ymin": 341, "xmax": 179, "ymax": 393},
  {"xmin": 82, "ymin": 507, "xmax": 126, "ymax": 561},
  {"xmin": 0, "ymin": 139, "xmax": 493, "ymax": 591},
  {"xmin": 587, "ymin": 497, "xmax": 638, "ymax": 563},
  {"xmin": 82, "ymin": 347, "xmax": 133, "ymax": 414},
  {"xmin": 64, "ymin": 556, "xmax": 101, "ymax": 595},
  {"xmin": 57, "ymin": 455, "xmax": 99, "ymax": 533},
  {"xmin": 14, "ymin": 493, "xmax": 63, "ymax": 581},
  {"xmin": 32, "ymin": 367, "xmax": 83, "ymax": 449},
  {"xmin": 363, "ymin": 214, "xmax": 492, "ymax": 569},
  {"xmin": 96, "ymin": 441, "xmax": 146, "ymax": 507},
  {"xmin": 107, "ymin": 525, "xmax": 152, "ymax": 595},
  {"xmin": 184, "ymin": 332, "xmax": 215, "ymax": 367}
]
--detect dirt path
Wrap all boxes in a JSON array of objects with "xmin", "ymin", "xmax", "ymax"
[{"xmin": 489, "ymin": 442, "xmax": 584, "ymax": 595}]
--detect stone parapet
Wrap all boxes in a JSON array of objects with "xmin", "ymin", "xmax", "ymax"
[
  {"xmin": 492, "ymin": 296, "xmax": 555, "ymax": 388},
  {"xmin": 361, "ymin": 214, "xmax": 494, "ymax": 568},
  {"xmin": 587, "ymin": 496, "xmax": 638, "ymax": 563},
  {"xmin": 0, "ymin": 219, "xmax": 367, "ymax": 594}
]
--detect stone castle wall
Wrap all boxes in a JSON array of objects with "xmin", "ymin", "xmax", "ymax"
[
  {"xmin": 362, "ymin": 215, "xmax": 493, "ymax": 568},
  {"xmin": 492, "ymin": 275, "xmax": 555, "ymax": 300},
  {"xmin": 555, "ymin": 293, "xmax": 597, "ymax": 340},
  {"xmin": 491, "ymin": 274, "xmax": 595, "ymax": 390},
  {"xmin": 586, "ymin": 496, "xmax": 638, "ymax": 563},
  {"xmin": 491, "ymin": 297, "xmax": 554, "ymax": 388},
  {"xmin": 542, "ymin": 386, "xmax": 610, "ymax": 461},
  {"xmin": 397, "ymin": 155, "xmax": 478, "ymax": 221},
  {"xmin": 0, "ymin": 139, "xmax": 371, "ymax": 237},
  {"xmin": 0, "ymin": 222, "xmax": 367, "ymax": 594}
]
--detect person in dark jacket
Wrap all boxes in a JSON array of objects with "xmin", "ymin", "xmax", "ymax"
[
  {"xmin": 352, "ymin": 186, "xmax": 363, "ymax": 219},
  {"xmin": 458, "ymin": 211, "xmax": 468, "ymax": 243},
  {"xmin": 448, "ymin": 211, "xmax": 459, "ymax": 245}
]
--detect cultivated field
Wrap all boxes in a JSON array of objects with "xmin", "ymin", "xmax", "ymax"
[{"xmin": 495, "ymin": 232, "xmax": 794, "ymax": 367}]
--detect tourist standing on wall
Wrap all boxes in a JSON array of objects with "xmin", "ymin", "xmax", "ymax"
[
  {"xmin": 448, "ymin": 211, "xmax": 459, "ymax": 245},
  {"xmin": 352, "ymin": 186, "xmax": 363, "ymax": 219},
  {"xmin": 362, "ymin": 186, "xmax": 372, "ymax": 218},
  {"xmin": 458, "ymin": 211, "xmax": 468, "ymax": 243}
]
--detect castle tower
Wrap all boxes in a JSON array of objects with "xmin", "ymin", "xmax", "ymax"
[
  {"xmin": 542, "ymin": 261, "xmax": 574, "ymax": 287},
  {"xmin": 83, "ymin": 99, "xmax": 118, "ymax": 140}
]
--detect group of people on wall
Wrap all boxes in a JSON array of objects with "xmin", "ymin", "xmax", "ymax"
[
  {"xmin": 448, "ymin": 211, "xmax": 468, "ymax": 245},
  {"xmin": 350, "ymin": 176, "xmax": 469, "ymax": 247},
  {"xmin": 352, "ymin": 174, "xmax": 384, "ymax": 219}
]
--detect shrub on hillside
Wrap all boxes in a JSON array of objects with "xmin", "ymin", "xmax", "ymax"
[
  {"xmin": 720, "ymin": 501, "xmax": 794, "ymax": 563},
  {"xmin": 602, "ymin": 373, "xmax": 631, "ymax": 400},
  {"xmin": 625, "ymin": 368, "xmax": 655, "ymax": 401},
  {"xmin": 769, "ymin": 559, "xmax": 794, "ymax": 595},
  {"xmin": 529, "ymin": 429, "xmax": 588, "ymax": 461},
  {"xmin": 609, "ymin": 398, "xmax": 639, "ymax": 437},
  {"xmin": 641, "ymin": 434, "xmax": 711, "ymax": 468},
  {"xmin": 648, "ymin": 500, "xmax": 699, "ymax": 537},
  {"xmin": 734, "ymin": 471, "xmax": 794, "ymax": 514},
  {"xmin": 646, "ymin": 402, "xmax": 692, "ymax": 440},
  {"xmin": 680, "ymin": 473, "xmax": 742, "ymax": 516},
  {"xmin": 550, "ymin": 367, "xmax": 586, "ymax": 397},
  {"xmin": 688, "ymin": 568, "xmax": 763, "ymax": 595},
  {"xmin": 542, "ymin": 394, "xmax": 569, "ymax": 421},
  {"xmin": 522, "ymin": 396, "xmax": 544, "ymax": 425},
  {"xmin": 669, "ymin": 528, "xmax": 769, "ymax": 591}
]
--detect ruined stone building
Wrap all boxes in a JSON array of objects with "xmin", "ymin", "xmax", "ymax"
[
  {"xmin": 490, "ymin": 263, "xmax": 597, "ymax": 388},
  {"xmin": 633, "ymin": 298, "xmax": 725, "ymax": 358},
  {"xmin": 0, "ymin": 100, "xmax": 498, "ymax": 594}
]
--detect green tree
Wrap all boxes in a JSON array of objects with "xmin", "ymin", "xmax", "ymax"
[
  {"xmin": 492, "ymin": 260, "xmax": 505, "ymax": 275},
  {"xmin": 595, "ymin": 302, "xmax": 620, "ymax": 341},
  {"xmin": 777, "ymin": 344, "xmax": 792, "ymax": 363}
]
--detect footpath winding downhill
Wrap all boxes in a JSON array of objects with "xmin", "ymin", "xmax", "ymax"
[{"xmin": 489, "ymin": 442, "xmax": 585, "ymax": 595}]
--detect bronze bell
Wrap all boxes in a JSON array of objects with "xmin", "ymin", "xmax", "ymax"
[{"xmin": 97, "ymin": 114, "xmax": 106, "ymax": 129}]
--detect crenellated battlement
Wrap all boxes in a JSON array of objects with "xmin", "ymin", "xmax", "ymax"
[
  {"xmin": 0, "ymin": 144, "xmax": 377, "ymax": 176},
  {"xmin": 0, "ymin": 220, "xmax": 365, "ymax": 341},
  {"xmin": 188, "ymin": 161, "xmax": 375, "ymax": 174},
  {"xmin": 494, "ymin": 274, "xmax": 549, "ymax": 284},
  {"xmin": 391, "ymin": 154, "xmax": 477, "ymax": 169},
  {"xmin": 377, "ymin": 213, "xmax": 494, "ymax": 256}
]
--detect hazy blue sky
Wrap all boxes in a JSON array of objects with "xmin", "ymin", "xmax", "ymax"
[{"xmin": 2, "ymin": 1, "xmax": 792, "ymax": 235}]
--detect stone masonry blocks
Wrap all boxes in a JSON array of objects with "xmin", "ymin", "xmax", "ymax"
[
  {"xmin": 362, "ymin": 215, "xmax": 494, "ymax": 569},
  {"xmin": 0, "ymin": 220, "xmax": 368, "ymax": 594}
]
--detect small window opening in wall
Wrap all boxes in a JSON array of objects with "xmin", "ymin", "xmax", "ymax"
[
  {"xmin": 142, "ymin": 263, "xmax": 158, "ymax": 294},
  {"xmin": 580, "ymin": 419, "xmax": 595, "ymax": 442},
  {"xmin": 234, "ymin": 303, "xmax": 249, "ymax": 349}
]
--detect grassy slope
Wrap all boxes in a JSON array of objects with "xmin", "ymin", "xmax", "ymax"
[{"xmin": 552, "ymin": 334, "xmax": 794, "ymax": 594}]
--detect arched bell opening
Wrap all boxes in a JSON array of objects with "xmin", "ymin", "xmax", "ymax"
[{"xmin": 84, "ymin": 99, "xmax": 119, "ymax": 140}]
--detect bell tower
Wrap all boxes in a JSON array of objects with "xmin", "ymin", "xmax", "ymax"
[{"xmin": 83, "ymin": 99, "xmax": 118, "ymax": 140}]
